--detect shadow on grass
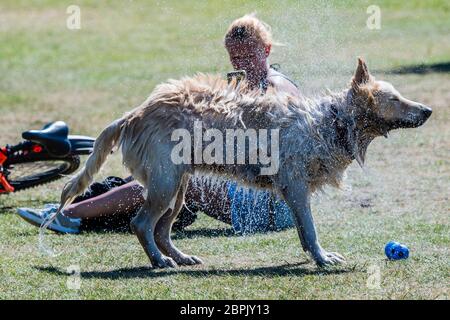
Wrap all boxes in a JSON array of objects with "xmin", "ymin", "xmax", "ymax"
[
  {"xmin": 173, "ymin": 227, "xmax": 236, "ymax": 239},
  {"xmin": 82, "ymin": 226, "xmax": 287, "ymax": 240},
  {"xmin": 383, "ymin": 62, "xmax": 450, "ymax": 75},
  {"xmin": 77, "ymin": 226, "xmax": 237, "ymax": 239},
  {"xmin": 0, "ymin": 206, "xmax": 16, "ymax": 211},
  {"xmin": 0, "ymin": 199, "xmax": 54, "ymax": 216},
  {"xmin": 35, "ymin": 261, "xmax": 358, "ymax": 280}
]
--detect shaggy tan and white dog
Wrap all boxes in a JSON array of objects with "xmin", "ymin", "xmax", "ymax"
[{"xmin": 45, "ymin": 59, "xmax": 432, "ymax": 268}]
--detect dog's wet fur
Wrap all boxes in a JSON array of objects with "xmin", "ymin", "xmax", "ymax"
[{"xmin": 52, "ymin": 58, "xmax": 432, "ymax": 267}]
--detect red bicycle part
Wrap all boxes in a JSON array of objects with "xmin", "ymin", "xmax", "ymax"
[
  {"xmin": 0, "ymin": 173, "xmax": 14, "ymax": 193},
  {"xmin": 32, "ymin": 145, "xmax": 43, "ymax": 153},
  {"xmin": 0, "ymin": 148, "xmax": 14, "ymax": 192},
  {"xmin": 0, "ymin": 148, "xmax": 7, "ymax": 165}
]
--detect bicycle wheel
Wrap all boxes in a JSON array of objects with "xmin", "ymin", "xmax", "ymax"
[{"xmin": 3, "ymin": 155, "xmax": 80, "ymax": 192}]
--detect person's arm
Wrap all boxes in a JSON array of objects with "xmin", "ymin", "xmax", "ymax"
[{"xmin": 269, "ymin": 75, "xmax": 301, "ymax": 97}]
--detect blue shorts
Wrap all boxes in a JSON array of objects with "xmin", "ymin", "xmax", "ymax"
[{"xmin": 226, "ymin": 182, "xmax": 294, "ymax": 234}]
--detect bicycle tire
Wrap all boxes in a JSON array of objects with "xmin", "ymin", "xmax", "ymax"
[{"xmin": 2, "ymin": 154, "xmax": 80, "ymax": 192}]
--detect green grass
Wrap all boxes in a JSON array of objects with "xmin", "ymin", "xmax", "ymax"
[{"xmin": 0, "ymin": 0, "xmax": 449, "ymax": 299}]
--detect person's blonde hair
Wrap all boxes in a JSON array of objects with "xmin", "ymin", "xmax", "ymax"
[{"xmin": 224, "ymin": 13, "xmax": 278, "ymax": 48}]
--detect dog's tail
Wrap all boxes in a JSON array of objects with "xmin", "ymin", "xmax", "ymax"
[
  {"xmin": 58, "ymin": 117, "xmax": 126, "ymax": 208},
  {"xmin": 39, "ymin": 117, "xmax": 127, "ymax": 255}
]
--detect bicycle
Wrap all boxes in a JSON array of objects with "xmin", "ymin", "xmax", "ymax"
[{"xmin": 0, "ymin": 121, "xmax": 95, "ymax": 194}]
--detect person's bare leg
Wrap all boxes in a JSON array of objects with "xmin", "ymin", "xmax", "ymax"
[
  {"xmin": 62, "ymin": 178, "xmax": 233, "ymax": 223},
  {"xmin": 63, "ymin": 181, "xmax": 145, "ymax": 219}
]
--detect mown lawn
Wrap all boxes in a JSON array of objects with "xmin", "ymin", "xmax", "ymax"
[{"xmin": 0, "ymin": 0, "xmax": 448, "ymax": 299}]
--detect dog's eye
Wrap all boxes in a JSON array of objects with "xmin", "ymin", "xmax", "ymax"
[{"xmin": 389, "ymin": 97, "xmax": 400, "ymax": 102}]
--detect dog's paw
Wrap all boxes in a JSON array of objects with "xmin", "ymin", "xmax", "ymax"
[
  {"xmin": 315, "ymin": 251, "xmax": 346, "ymax": 267},
  {"xmin": 188, "ymin": 255, "xmax": 203, "ymax": 265},
  {"xmin": 153, "ymin": 256, "xmax": 178, "ymax": 268},
  {"xmin": 174, "ymin": 254, "xmax": 203, "ymax": 266}
]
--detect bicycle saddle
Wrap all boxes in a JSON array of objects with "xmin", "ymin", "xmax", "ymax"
[{"xmin": 22, "ymin": 121, "xmax": 71, "ymax": 157}]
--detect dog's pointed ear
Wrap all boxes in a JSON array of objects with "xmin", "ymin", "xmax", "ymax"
[{"xmin": 352, "ymin": 58, "xmax": 371, "ymax": 89}]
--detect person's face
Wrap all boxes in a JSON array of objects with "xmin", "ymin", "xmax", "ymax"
[{"xmin": 226, "ymin": 40, "xmax": 270, "ymax": 75}]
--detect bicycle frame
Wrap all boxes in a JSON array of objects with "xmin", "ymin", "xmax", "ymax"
[
  {"xmin": 0, "ymin": 147, "xmax": 14, "ymax": 193},
  {"xmin": 0, "ymin": 141, "xmax": 47, "ymax": 193}
]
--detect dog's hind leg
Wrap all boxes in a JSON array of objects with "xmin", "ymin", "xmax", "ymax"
[
  {"xmin": 155, "ymin": 174, "xmax": 203, "ymax": 266},
  {"xmin": 280, "ymin": 180, "xmax": 345, "ymax": 267},
  {"xmin": 130, "ymin": 202, "xmax": 177, "ymax": 268},
  {"xmin": 130, "ymin": 166, "xmax": 185, "ymax": 269}
]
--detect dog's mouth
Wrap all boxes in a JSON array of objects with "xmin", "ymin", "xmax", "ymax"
[
  {"xmin": 390, "ymin": 116, "xmax": 431, "ymax": 130},
  {"xmin": 388, "ymin": 107, "xmax": 433, "ymax": 130}
]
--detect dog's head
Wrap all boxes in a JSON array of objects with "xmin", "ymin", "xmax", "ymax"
[{"xmin": 350, "ymin": 58, "xmax": 432, "ymax": 136}]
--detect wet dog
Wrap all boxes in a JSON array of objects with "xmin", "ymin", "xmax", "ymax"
[{"xmin": 49, "ymin": 58, "xmax": 432, "ymax": 267}]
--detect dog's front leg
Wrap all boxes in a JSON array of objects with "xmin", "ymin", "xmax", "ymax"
[{"xmin": 282, "ymin": 182, "xmax": 345, "ymax": 267}]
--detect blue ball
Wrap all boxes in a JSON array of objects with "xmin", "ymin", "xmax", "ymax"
[
  {"xmin": 385, "ymin": 241, "xmax": 409, "ymax": 260},
  {"xmin": 384, "ymin": 241, "xmax": 399, "ymax": 255}
]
